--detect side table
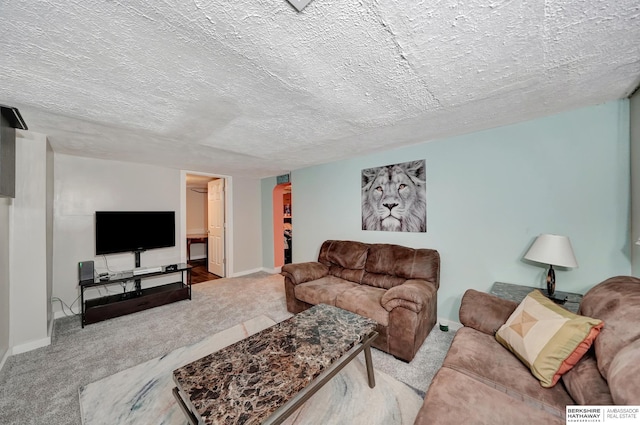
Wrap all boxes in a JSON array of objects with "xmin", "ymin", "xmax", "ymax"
[
  {"xmin": 490, "ymin": 282, "xmax": 583, "ymax": 314},
  {"xmin": 186, "ymin": 234, "xmax": 208, "ymax": 263}
]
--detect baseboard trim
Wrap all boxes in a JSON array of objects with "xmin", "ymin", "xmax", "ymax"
[
  {"xmin": 0, "ymin": 317, "xmax": 56, "ymax": 369},
  {"xmin": 11, "ymin": 335, "xmax": 51, "ymax": 355},
  {"xmin": 0, "ymin": 348, "xmax": 9, "ymax": 373},
  {"xmin": 262, "ymin": 266, "xmax": 281, "ymax": 274},
  {"xmin": 48, "ymin": 314, "xmax": 54, "ymax": 338},
  {"xmin": 230, "ymin": 267, "xmax": 265, "ymax": 278}
]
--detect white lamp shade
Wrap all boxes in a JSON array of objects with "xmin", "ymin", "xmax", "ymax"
[{"xmin": 524, "ymin": 234, "xmax": 578, "ymax": 268}]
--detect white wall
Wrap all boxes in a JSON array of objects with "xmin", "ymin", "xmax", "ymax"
[
  {"xmin": 264, "ymin": 101, "xmax": 631, "ymax": 321},
  {"xmin": 231, "ymin": 177, "xmax": 263, "ymax": 275},
  {"xmin": 46, "ymin": 140, "xmax": 54, "ymax": 332},
  {"xmin": 0, "ymin": 197, "xmax": 10, "ymax": 368},
  {"xmin": 53, "ymin": 156, "xmax": 265, "ymax": 314},
  {"xmin": 10, "ymin": 131, "xmax": 51, "ymax": 351},
  {"xmin": 52, "ymin": 154, "xmax": 183, "ymax": 314}
]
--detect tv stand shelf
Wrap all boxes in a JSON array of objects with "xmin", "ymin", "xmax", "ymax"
[{"xmin": 79, "ymin": 263, "xmax": 192, "ymax": 327}]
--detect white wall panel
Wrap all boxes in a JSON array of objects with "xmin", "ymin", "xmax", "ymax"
[
  {"xmin": 52, "ymin": 155, "xmax": 182, "ymax": 314},
  {"xmin": 230, "ymin": 177, "xmax": 262, "ymax": 275},
  {"xmin": 0, "ymin": 198, "xmax": 11, "ymax": 366},
  {"xmin": 10, "ymin": 131, "xmax": 49, "ymax": 349}
]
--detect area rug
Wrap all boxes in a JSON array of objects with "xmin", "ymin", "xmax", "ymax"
[{"xmin": 79, "ymin": 315, "xmax": 423, "ymax": 425}]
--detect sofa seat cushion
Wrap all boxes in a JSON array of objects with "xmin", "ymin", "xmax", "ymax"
[
  {"xmin": 561, "ymin": 352, "xmax": 613, "ymax": 405},
  {"xmin": 414, "ymin": 368, "xmax": 565, "ymax": 425},
  {"xmin": 444, "ymin": 328, "xmax": 573, "ymax": 416},
  {"xmin": 294, "ymin": 276, "xmax": 359, "ymax": 306},
  {"xmin": 335, "ymin": 285, "xmax": 389, "ymax": 326}
]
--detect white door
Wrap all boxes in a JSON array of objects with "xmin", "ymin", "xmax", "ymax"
[{"xmin": 207, "ymin": 179, "xmax": 225, "ymax": 277}]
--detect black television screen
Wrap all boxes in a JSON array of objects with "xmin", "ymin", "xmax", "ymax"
[{"xmin": 95, "ymin": 211, "xmax": 176, "ymax": 255}]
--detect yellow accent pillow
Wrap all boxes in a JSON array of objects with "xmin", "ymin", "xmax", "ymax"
[{"xmin": 495, "ymin": 290, "xmax": 603, "ymax": 388}]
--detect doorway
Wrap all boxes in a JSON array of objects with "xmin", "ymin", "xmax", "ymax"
[
  {"xmin": 185, "ymin": 173, "xmax": 226, "ymax": 279},
  {"xmin": 272, "ymin": 183, "xmax": 292, "ymax": 268}
]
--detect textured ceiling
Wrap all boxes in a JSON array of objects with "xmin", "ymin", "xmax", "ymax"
[{"xmin": 1, "ymin": 1, "xmax": 639, "ymax": 178}]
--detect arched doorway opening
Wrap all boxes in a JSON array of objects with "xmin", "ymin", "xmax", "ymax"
[{"xmin": 272, "ymin": 183, "xmax": 292, "ymax": 268}]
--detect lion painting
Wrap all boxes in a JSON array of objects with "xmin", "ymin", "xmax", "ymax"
[{"xmin": 361, "ymin": 160, "xmax": 426, "ymax": 232}]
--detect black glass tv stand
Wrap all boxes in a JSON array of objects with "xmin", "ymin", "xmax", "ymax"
[{"xmin": 79, "ymin": 263, "xmax": 192, "ymax": 327}]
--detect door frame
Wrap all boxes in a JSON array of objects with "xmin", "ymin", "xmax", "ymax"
[{"xmin": 180, "ymin": 171, "xmax": 232, "ymax": 276}]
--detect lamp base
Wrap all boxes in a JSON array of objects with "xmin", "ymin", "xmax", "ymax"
[
  {"xmin": 546, "ymin": 265, "xmax": 556, "ymax": 297},
  {"xmin": 545, "ymin": 265, "xmax": 567, "ymax": 304},
  {"xmin": 546, "ymin": 294, "xmax": 568, "ymax": 305}
]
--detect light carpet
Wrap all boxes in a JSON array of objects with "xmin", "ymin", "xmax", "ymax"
[{"xmin": 79, "ymin": 315, "xmax": 423, "ymax": 425}]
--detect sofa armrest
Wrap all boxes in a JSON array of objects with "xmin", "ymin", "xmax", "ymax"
[
  {"xmin": 459, "ymin": 289, "xmax": 518, "ymax": 336},
  {"xmin": 381, "ymin": 279, "xmax": 437, "ymax": 313},
  {"xmin": 281, "ymin": 262, "xmax": 329, "ymax": 285}
]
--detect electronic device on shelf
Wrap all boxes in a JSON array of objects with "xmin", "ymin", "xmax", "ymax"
[
  {"xmin": 80, "ymin": 211, "xmax": 186, "ymax": 328},
  {"xmin": 78, "ymin": 260, "xmax": 95, "ymax": 282},
  {"xmin": 132, "ymin": 266, "xmax": 163, "ymax": 276},
  {"xmin": 79, "ymin": 263, "xmax": 192, "ymax": 327},
  {"xmin": 165, "ymin": 264, "xmax": 178, "ymax": 271}
]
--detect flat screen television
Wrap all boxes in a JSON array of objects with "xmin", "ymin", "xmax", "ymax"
[{"xmin": 95, "ymin": 211, "xmax": 176, "ymax": 255}]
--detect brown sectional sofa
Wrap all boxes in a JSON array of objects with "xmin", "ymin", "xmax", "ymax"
[
  {"xmin": 281, "ymin": 240, "xmax": 440, "ymax": 362},
  {"xmin": 414, "ymin": 276, "xmax": 640, "ymax": 424}
]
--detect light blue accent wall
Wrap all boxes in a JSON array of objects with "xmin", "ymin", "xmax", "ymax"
[
  {"xmin": 630, "ymin": 90, "xmax": 640, "ymax": 276},
  {"xmin": 263, "ymin": 100, "xmax": 631, "ymax": 321}
]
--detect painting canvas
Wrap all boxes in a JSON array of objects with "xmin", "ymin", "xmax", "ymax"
[{"xmin": 361, "ymin": 160, "xmax": 426, "ymax": 232}]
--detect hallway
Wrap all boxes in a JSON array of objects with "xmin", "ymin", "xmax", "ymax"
[{"xmin": 188, "ymin": 260, "xmax": 221, "ymax": 284}]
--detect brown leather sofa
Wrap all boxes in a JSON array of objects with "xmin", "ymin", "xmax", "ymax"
[
  {"xmin": 280, "ymin": 240, "xmax": 440, "ymax": 362},
  {"xmin": 414, "ymin": 276, "xmax": 640, "ymax": 424}
]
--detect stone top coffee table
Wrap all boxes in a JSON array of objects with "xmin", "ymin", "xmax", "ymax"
[{"xmin": 172, "ymin": 304, "xmax": 379, "ymax": 425}]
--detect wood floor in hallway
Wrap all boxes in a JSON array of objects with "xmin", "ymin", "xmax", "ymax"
[{"xmin": 188, "ymin": 260, "xmax": 221, "ymax": 284}]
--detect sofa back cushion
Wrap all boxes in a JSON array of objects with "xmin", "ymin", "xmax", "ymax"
[
  {"xmin": 362, "ymin": 244, "xmax": 439, "ymax": 289},
  {"xmin": 318, "ymin": 240, "xmax": 369, "ymax": 283},
  {"xmin": 607, "ymin": 339, "xmax": 640, "ymax": 405},
  {"xmin": 579, "ymin": 276, "xmax": 640, "ymax": 404}
]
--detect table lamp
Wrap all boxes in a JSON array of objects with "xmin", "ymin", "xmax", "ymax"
[{"xmin": 524, "ymin": 234, "xmax": 578, "ymax": 298}]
